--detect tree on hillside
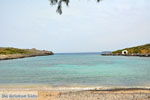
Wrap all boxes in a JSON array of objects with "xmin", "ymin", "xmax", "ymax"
[{"xmin": 49, "ymin": 0, "xmax": 102, "ymax": 14}]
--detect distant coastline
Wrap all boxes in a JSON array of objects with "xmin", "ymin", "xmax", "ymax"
[
  {"xmin": 0, "ymin": 47, "xmax": 53, "ymax": 60},
  {"xmin": 101, "ymin": 44, "xmax": 150, "ymax": 57}
]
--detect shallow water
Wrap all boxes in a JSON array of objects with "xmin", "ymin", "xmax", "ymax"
[{"xmin": 0, "ymin": 53, "xmax": 150, "ymax": 87}]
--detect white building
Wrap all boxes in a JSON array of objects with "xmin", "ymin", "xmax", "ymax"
[{"xmin": 122, "ymin": 50, "xmax": 128, "ymax": 55}]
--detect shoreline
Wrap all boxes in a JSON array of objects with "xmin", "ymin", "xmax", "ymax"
[
  {"xmin": 0, "ymin": 53, "xmax": 53, "ymax": 60},
  {"xmin": 0, "ymin": 86, "xmax": 150, "ymax": 100},
  {"xmin": 101, "ymin": 53, "xmax": 150, "ymax": 57},
  {"xmin": 0, "ymin": 85, "xmax": 150, "ymax": 91}
]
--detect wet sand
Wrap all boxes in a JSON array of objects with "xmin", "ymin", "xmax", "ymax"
[{"xmin": 0, "ymin": 86, "xmax": 150, "ymax": 100}]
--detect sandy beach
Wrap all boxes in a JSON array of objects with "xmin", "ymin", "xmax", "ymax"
[{"xmin": 0, "ymin": 86, "xmax": 150, "ymax": 100}]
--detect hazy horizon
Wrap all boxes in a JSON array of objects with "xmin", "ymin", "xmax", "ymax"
[
  {"xmin": 0, "ymin": 43, "xmax": 149, "ymax": 54},
  {"xmin": 1, "ymin": 0, "xmax": 150, "ymax": 53}
]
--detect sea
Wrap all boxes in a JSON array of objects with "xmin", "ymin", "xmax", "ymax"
[{"xmin": 0, "ymin": 53, "xmax": 150, "ymax": 87}]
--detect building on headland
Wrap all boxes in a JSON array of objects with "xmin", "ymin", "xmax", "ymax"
[
  {"xmin": 101, "ymin": 44, "xmax": 150, "ymax": 57},
  {"xmin": 122, "ymin": 50, "xmax": 128, "ymax": 55}
]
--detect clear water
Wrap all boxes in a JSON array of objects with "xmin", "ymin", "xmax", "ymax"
[{"xmin": 0, "ymin": 53, "xmax": 150, "ymax": 86}]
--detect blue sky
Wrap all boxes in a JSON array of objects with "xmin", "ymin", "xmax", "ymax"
[{"xmin": 0, "ymin": 0, "xmax": 150, "ymax": 53}]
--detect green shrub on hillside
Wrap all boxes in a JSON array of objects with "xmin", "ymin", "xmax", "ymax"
[{"xmin": 0, "ymin": 48, "xmax": 31, "ymax": 54}]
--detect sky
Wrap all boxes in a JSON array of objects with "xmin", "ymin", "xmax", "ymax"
[{"xmin": 0, "ymin": 0, "xmax": 150, "ymax": 53}]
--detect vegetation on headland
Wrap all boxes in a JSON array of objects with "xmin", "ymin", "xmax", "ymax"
[
  {"xmin": 112, "ymin": 44, "xmax": 150, "ymax": 54},
  {"xmin": 101, "ymin": 44, "xmax": 150, "ymax": 57},
  {"xmin": 0, "ymin": 47, "xmax": 53, "ymax": 60},
  {"xmin": 0, "ymin": 47, "xmax": 31, "ymax": 55}
]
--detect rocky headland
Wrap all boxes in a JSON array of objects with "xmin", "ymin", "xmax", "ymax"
[
  {"xmin": 101, "ymin": 44, "xmax": 150, "ymax": 57},
  {"xmin": 0, "ymin": 47, "xmax": 54, "ymax": 60}
]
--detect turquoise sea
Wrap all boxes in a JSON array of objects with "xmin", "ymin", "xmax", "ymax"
[{"xmin": 0, "ymin": 53, "xmax": 150, "ymax": 87}]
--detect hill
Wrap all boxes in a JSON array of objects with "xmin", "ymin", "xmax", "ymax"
[
  {"xmin": 0, "ymin": 47, "xmax": 53, "ymax": 60},
  {"xmin": 112, "ymin": 44, "xmax": 150, "ymax": 54}
]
